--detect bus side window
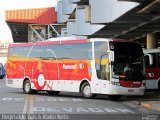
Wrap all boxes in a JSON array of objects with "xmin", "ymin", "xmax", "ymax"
[{"xmin": 29, "ymin": 46, "xmax": 46, "ymax": 59}]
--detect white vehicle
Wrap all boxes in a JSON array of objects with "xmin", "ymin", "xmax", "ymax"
[
  {"xmin": 6, "ymin": 38, "xmax": 145, "ymax": 100},
  {"xmin": 143, "ymin": 48, "xmax": 160, "ymax": 90}
]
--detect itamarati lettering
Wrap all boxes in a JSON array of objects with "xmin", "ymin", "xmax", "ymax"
[{"xmin": 63, "ymin": 64, "xmax": 77, "ymax": 69}]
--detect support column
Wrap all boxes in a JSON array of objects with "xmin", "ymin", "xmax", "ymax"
[{"xmin": 146, "ymin": 33, "xmax": 157, "ymax": 49}]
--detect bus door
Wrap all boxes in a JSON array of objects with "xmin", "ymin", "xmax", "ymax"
[
  {"xmin": 99, "ymin": 54, "xmax": 110, "ymax": 94},
  {"xmin": 94, "ymin": 41, "xmax": 110, "ymax": 94},
  {"xmin": 145, "ymin": 54, "xmax": 154, "ymax": 89}
]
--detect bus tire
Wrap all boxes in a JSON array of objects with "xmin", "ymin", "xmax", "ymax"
[
  {"xmin": 47, "ymin": 91, "xmax": 60, "ymax": 95},
  {"xmin": 81, "ymin": 82, "xmax": 95, "ymax": 99},
  {"xmin": 108, "ymin": 95, "xmax": 122, "ymax": 101},
  {"xmin": 23, "ymin": 79, "xmax": 32, "ymax": 94}
]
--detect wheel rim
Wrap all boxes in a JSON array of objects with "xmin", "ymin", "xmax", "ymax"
[
  {"xmin": 83, "ymin": 85, "xmax": 91, "ymax": 97},
  {"xmin": 25, "ymin": 82, "xmax": 30, "ymax": 93}
]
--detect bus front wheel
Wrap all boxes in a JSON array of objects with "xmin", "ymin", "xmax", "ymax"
[{"xmin": 81, "ymin": 82, "xmax": 95, "ymax": 99}]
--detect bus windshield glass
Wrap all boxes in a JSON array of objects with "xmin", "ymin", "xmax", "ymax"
[{"xmin": 110, "ymin": 42, "xmax": 145, "ymax": 81}]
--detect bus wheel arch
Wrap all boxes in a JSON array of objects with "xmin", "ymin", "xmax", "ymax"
[
  {"xmin": 23, "ymin": 78, "xmax": 37, "ymax": 94},
  {"xmin": 80, "ymin": 81, "xmax": 95, "ymax": 99}
]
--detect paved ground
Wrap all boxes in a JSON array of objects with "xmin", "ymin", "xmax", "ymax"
[
  {"xmin": 0, "ymin": 77, "xmax": 160, "ymax": 120},
  {"xmin": 139, "ymin": 90, "xmax": 160, "ymax": 112}
]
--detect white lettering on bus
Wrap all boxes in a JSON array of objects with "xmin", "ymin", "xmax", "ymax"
[
  {"xmin": 147, "ymin": 73, "xmax": 154, "ymax": 78},
  {"xmin": 79, "ymin": 64, "xmax": 84, "ymax": 69},
  {"xmin": 63, "ymin": 64, "xmax": 77, "ymax": 69}
]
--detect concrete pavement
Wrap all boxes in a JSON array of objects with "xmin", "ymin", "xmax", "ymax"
[
  {"xmin": 138, "ymin": 90, "xmax": 160, "ymax": 112},
  {"xmin": 141, "ymin": 100, "xmax": 160, "ymax": 112}
]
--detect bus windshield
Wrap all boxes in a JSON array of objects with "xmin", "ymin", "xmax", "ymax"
[{"xmin": 110, "ymin": 42, "xmax": 145, "ymax": 81}]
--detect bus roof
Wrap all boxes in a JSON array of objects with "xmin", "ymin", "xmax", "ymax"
[
  {"xmin": 8, "ymin": 37, "xmax": 133, "ymax": 48},
  {"xmin": 8, "ymin": 38, "xmax": 89, "ymax": 47}
]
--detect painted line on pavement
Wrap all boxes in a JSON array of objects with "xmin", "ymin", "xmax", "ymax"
[
  {"xmin": 23, "ymin": 95, "xmax": 29, "ymax": 114},
  {"xmin": 30, "ymin": 95, "xmax": 34, "ymax": 114},
  {"xmin": 23, "ymin": 95, "xmax": 34, "ymax": 114}
]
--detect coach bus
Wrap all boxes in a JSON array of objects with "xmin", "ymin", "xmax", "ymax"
[
  {"xmin": 6, "ymin": 38, "xmax": 146, "ymax": 100},
  {"xmin": 143, "ymin": 48, "xmax": 160, "ymax": 90}
]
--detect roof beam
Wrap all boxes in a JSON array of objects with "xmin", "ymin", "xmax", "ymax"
[
  {"xmin": 113, "ymin": 14, "xmax": 160, "ymax": 38},
  {"xmin": 138, "ymin": 0, "xmax": 160, "ymax": 13}
]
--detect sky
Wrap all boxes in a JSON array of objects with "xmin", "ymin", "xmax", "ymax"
[{"xmin": 0, "ymin": 0, "xmax": 57, "ymax": 42}]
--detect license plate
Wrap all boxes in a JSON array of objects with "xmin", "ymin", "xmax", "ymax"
[{"xmin": 128, "ymin": 89, "xmax": 134, "ymax": 92}]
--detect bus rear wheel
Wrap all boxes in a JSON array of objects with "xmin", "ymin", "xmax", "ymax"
[
  {"xmin": 81, "ymin": 82, "xmax": 95, "ymax": 99},
  {"xmin": 23, "ymin": 79, "xmax": 36, "ymax": 94}
]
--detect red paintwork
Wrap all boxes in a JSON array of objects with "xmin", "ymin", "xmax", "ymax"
[
  {"xmin": 6, "ymin": 39, "xmax": 91, "ymax": 90},
  {"xmin": 146, "ymin": 68, "xmax": 160, "ymax": 80},
  {"xmin": 119, "ymin": 80, "xmax": 142, "ymax": 88},
  {"xmin": 7, "ymin": 59, "xmax": 91, "ymax": 90},
  {"xmin": 9, "ymin": 39, "xmax": 89, "ymax": 47}
]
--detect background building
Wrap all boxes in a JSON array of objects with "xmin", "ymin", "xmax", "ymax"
[
  {"xmin": 0, "ymin": 41, "xmax": 9, "ymax": 65},
  {"xmin": 5, "ymin": 0, "xmax": 160, "ymax": 49},
  {"xmin": 3, "ymin": 0, "xmax": 160, "ymax": 65}
]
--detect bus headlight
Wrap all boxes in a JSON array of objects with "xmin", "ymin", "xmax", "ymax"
[
  {"xmin": 119, "ymin": 75, "xmax": 126, "ymax": 80},
  {"xmin": 111, "ymin": 81, "xmax": 120, "ymax": 86}
]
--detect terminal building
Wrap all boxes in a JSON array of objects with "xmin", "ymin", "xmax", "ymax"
[{"xmin": 5, "ymin": 0, "xmax": 160, "ymax": 49}]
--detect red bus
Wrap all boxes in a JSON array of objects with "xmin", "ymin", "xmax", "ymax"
[
  {"xmin": 144, "ymin": 48, "xmax": 160, "ymax": 90},
  {"xmin": 6, "ymin": 38, "xmax": 145, "ymax": 100}
]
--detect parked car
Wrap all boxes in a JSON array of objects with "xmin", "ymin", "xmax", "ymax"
[{"xmin": 0, "ymin": 63, "xmax": 5, "ymax": 79}]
